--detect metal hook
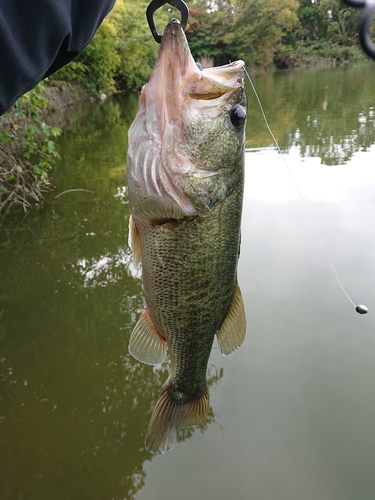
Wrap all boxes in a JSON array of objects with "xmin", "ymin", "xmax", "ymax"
[
  {"xmin": 342, "ymin": 0, "xmax": 375, "ymax": 59},
  {"xmin": 146, "ymin": 0, "xmax": 189, "ymax": 43},
  {"xmin": 360, "ymin": 1, "xmax": 375, "ymax": 59}
]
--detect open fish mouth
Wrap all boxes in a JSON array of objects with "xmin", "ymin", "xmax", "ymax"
[
  {"xmin": 127, "ymin": 19, "xmax": 246, "ymax": 221},
  {"xmin": 153, "ymin": 18, "xmax": 244, "ymax": 103}
]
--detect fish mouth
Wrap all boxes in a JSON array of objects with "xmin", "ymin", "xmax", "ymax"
[
  {"xmin": 149, "ymin": 18, "xmax": 244, "ymax": 106},
  {"xmin": 127, "ymin": 19, "xmax": 246, "ymax": 220}
]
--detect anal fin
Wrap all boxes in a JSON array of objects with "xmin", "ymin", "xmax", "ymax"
[
  {"xmin": 216, "ymin": 282, "xmax": 246, "ymax": 356},
  {"xmin": 129, "ymin": 310, "xmax": 167, "ymax": 365}
]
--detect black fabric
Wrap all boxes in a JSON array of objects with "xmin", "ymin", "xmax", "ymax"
[{"xmin": 0, "ymin": 0, "xmax": 115, "ymax": 115}]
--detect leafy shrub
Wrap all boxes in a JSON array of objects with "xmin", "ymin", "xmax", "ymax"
[
  {"xmin": 0, "ymin": 83, "xmax": 61, "ymax": 214},
  {"xmin": 52, "ymin": 21, "xmax": 120, "ymax": 95},
  {"xmin": 51, "ymin": 0, "xmax": 165, "ymax": 95}
]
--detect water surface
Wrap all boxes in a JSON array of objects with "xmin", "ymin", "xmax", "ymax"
[{"xmin": 1, "ymin": 63, "xmax": 375, "ymax": 499}]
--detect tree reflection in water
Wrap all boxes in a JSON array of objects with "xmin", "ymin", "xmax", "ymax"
[
  {"xmin": 1, "ymin": 62, "xmax": 375, "ymax": 497},
  {"xmin": 0, "ymin": 96, "xmax": 223, "ymax": 499},
  {"xmin": 246, "ymin": 62, "xmax": 375, "ymax": 165}
]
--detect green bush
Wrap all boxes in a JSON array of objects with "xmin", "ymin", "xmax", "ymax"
[
  {"xmin": 0, "ymin": 83, "xmax": 61, "ymax": 214},
  {"xmin": 51, "ymin": 0, "xmax": 165, "ymax": 95},
  {"xmin": 53, "ymin": 22, "xmax": 120, "ymax": 95}
]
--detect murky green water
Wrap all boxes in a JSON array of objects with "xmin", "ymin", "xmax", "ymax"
[{"xmin": 1, "ymin": 63, "xmax": 375, "ymax": 499}]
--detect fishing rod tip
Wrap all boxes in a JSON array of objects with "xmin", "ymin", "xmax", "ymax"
[{"xmin": 356, "ymin": 304, "xmax": 369, "ymax": 314}]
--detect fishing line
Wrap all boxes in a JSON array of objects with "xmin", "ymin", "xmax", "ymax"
[{"xmin": 244, "ymin": 68, "xmax": 368, "ymax": 315}]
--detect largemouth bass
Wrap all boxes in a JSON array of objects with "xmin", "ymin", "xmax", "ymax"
[{"xmin": 126, "ymin": 18, "xmax": 247, "ymax": 454}]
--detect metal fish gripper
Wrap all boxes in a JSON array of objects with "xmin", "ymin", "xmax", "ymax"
[{"xmin": 146, "ymin": 0, "xmax": 189, "ymax": 43}]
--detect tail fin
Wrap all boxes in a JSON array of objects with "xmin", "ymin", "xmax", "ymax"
[{"xmin": 145, "ymin": 384, "xmax": 209, "ymax": 454}]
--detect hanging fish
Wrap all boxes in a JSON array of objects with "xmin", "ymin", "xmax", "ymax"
[{"xmin": 126, "ymin": 18, "xmax": 247, "ymax": 454}]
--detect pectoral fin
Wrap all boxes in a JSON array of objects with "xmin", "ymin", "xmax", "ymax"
[
  {"xmin": 129, "ymin": 310, "xmax": 167, "ymax": 364},
  {"xmin": 216, "ymin": 282, "xmax": 246, "ymax": 356},
  {"xmin": 132, "ymin": 198, "xmax": 185, "ymax": 223}
]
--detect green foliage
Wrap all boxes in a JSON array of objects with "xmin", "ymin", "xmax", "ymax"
[
  {"xmin": 186, "ymin": 2, "xmax": 234, "ymax": 66},
  {"xmin": 0, "ymin": 83, "xmax": 61, "ymax": 214},
  {"xmin": 47, "ymin": 0, "xmax": 368, "ymax": 93},
  {"xmin": 110, "ymin": 0, "xmax": 167, "ymax": 90},
  {"xmin": 318, "ymin": 0, "xmax": 361, "ymax": 42},
  {"xmin": 52, "ymin": 21, "xmax": 120, "ymax": 95},
  {"xmin": 295, "ymin": 0, "xmax": 325, "ymax": 41},
  {"xmin": 52, "ymin": 0, "xmax": 167, "ymax": 94},
  {"xmin": 288, "ymin": 40, "xmax": 365, "ymax": 67},
  {"xmin": 185, "ymin": 0, "xmax": 365, "ymax": 69},
  {"xmin": 186, "ymin": 0, "xmax": 300, "ymax": 68}
]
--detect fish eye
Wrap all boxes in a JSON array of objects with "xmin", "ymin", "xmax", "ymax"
[{"xmin": 229, "ymin": 105, "xmax": 246, "ymax": 128}]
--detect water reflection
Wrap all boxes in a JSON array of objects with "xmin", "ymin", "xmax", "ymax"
[
  {"xmin": 0, "ymin": 96, "xmax": 222, "ymax": 498},
  {"xmin": 246, "ymin": 63, "xmax": 375, "ymax": 164},
  {"xmin": 1, "ymin": 63, "xmax": 375, "ymax": 498}
]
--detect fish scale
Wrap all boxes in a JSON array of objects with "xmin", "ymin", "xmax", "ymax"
[{"xmin": 126, "ymin": 18, "xmax": 247, "ymax": 454}]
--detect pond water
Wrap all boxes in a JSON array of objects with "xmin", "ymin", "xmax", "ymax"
[{"xmin": 1, "ymin": 62, "xmax": 375, "ymax": 499}]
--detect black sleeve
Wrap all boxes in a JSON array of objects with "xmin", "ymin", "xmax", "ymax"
[{"xmin": 0, "ymin": 0, "xmax": 116, "ymax": 115}]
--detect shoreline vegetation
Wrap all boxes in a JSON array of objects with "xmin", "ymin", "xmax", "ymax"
[
  {"xmin": 49, "ymin": 0, "xmax": 369, "ymax": 96},
  {"xmin": 0, "ymin": 0, "xmax": 370, "ymax": 216},
  {"xmin": 49, "ymin": 0, "xmax": 369, "ymax": 95}
]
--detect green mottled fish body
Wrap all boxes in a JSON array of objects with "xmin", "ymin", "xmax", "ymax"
[
  {"xmin": 139, "ymin": 179, "xmax": 243, "ymax": 379},
  {"xmin": 127, "ymin": 19, "xmax": 247, "ymax": 454}
]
